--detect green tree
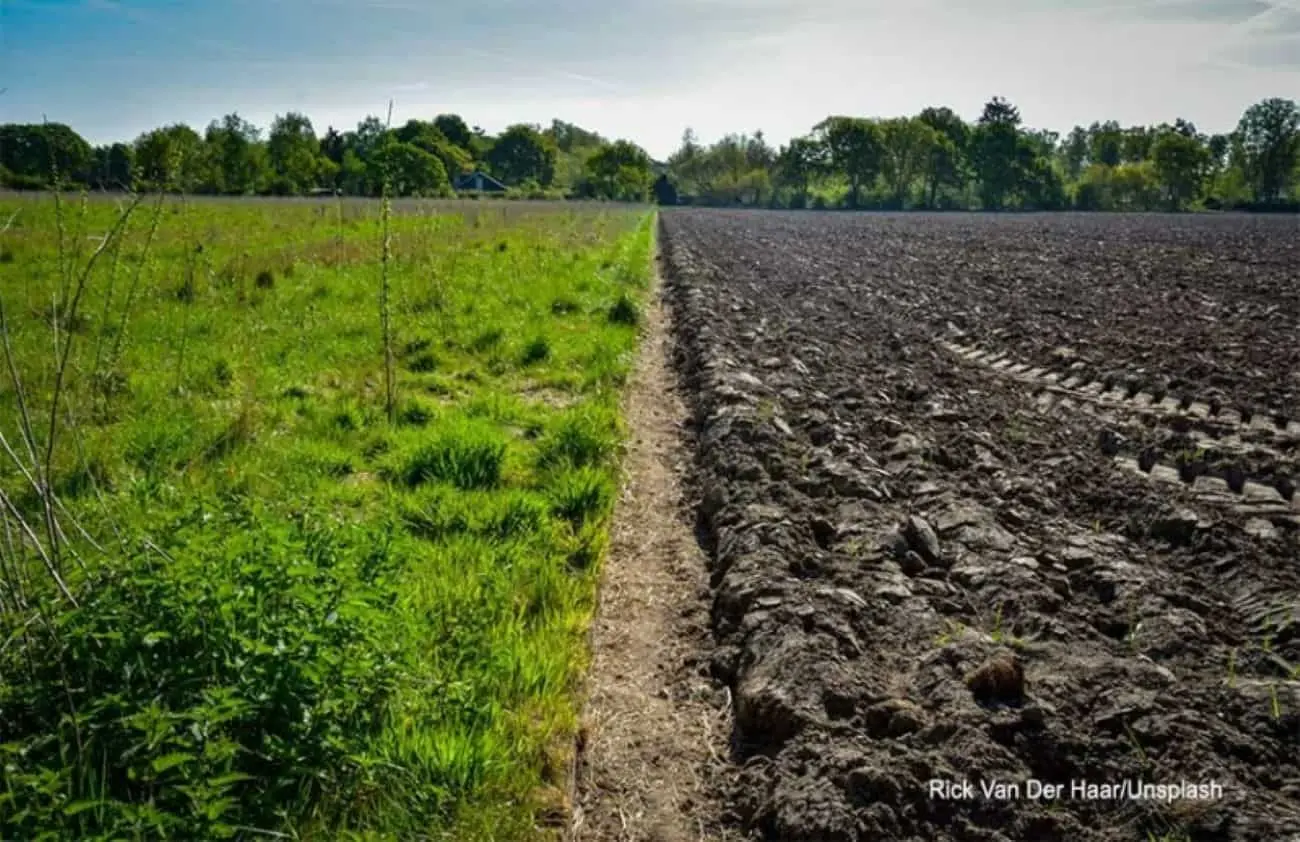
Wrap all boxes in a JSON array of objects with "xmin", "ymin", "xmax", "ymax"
[
  {"xmin": 814, "ymin": 116, "xmax": 883, "ymax": 208},
  {"xmin": 667, "ymin": 128, "xmax": 706, "ymax": 196},
  {"xmin": 486, "ymin": 124, "xmax": 556, "ymax": 186},
  {"xmin": 918, "ymin": 107, "xmax": 970, "ymax": 208},
  {"xmin": 744, "ymin": 130, "xmax": 776, "ymax": 171},
  {"xmin": 0, "ymin": 123, "xmax": 94, "ymax": 186},
  {"xmin": 268, "ymin": 112, "xmax": 325, "ymax": 194},
  {"xmin": 370, "ymin": 139, "xmax": 450, "ymax": 197},
  {"xmin": 1235, "ymin": 97, "xmax": 1300, "ymax": 204},
  {"xmin": 546, "ymin": 120, "xmax": 608, "ymax": 191},
  {"xmin": 395, "ymin": 119, "xmax": 472, "ymax": 180},
  {"xmin": 468, "ymin": 125, "xmax": 494, "ymax": 162},
  {"xmin": 1207, "ymin": 133, "xmax": 1231, "ymax": 171},
  {"xmin": 584, "ymin": 140, "xmax": 654, "ymax": 201},
  {"xmin": 353, "ymin": 116, "xmax": 388, "ymax": 160},
  {"xmin": 434, "ymin": 114, "xmax": 474, "ymax": 151},
  {"xmin": 394, "ymin": 119, "xmax": 436, "ymax": 148},
  {"xmin": 547, "ymin": 119, "xmax": 605, "ymax": 153},
  {"xmin": 134, "ymin": 124, "xmax": 204, "ymax": 189},
  {"xmin": 1111, "ymin": 161, "xmax": 1160, "ymax": 209},
  {"xmin": 1016, "ymin": 135, "xmax": 1067, "ymax": 210},
  {"xmin": 1150, "ymin": 127, "xmax": 1210, "ymax": 210},
  {"xmin": 1088, "ymin": 120, "xmax": 1123, "ymax": 167},
  {"xmin": 1061, "ymin": 126, "xmax": 1089, "ymax": 181},
  {"xmin": 340, "ymin": 149, "xmax": 370, "ymax": 195},
  {"xmin": 1121, "ymin": 126, "xmax": 1153, "ymax": 163},
  {"xmin": 107, "ymin": 142, "xmax": 134, "ymax": 189},
  {"xmin": 205, "ymin": 113, "xmax": 265, "ymax": 195},
  {"xmin": 88, "ymin": 142, "xmax": 134, "ymax": 190},
  {"xmin": 320, "ymin": 127, "xmax": 347, "ymax": 166},
  {"xmin": 1073, "ymin": 164, "xmax": 1113, "ymax": 210},
  {"xmin": 775, "ymin": 136, "xmax": 828, "ymax": 207},
  {"xmin": 972, "ymin": 97, "xmax": 1022, "ymax": 209},
  {"xmin": 879, "ymin": 117, "xmax": 939, "ymax": 207}
]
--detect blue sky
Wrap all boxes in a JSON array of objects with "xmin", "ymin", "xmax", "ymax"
[{"xmin": 3, "ymin": 0, "xmax": 1299, "ymax": 159}]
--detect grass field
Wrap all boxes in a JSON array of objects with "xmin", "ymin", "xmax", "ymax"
[{"xmin": 0, "ymin": 192, "xmax": 655, "ymax": 840}]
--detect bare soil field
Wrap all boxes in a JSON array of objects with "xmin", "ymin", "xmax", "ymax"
[{"xmin": 659, "ymin": 210, "xmax": 1300, "ymax": 842}]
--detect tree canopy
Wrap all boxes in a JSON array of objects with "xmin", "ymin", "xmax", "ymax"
[{"xmin": 3, "ymin": 95, "xmax": 1297, "ymax": 210}]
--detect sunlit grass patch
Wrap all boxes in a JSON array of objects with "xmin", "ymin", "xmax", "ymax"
[
  {"xmin": 536, "ymin": 403, "xmax": 623, "ymax": 471},
  {"xmin": 0, "ymin": 195, "xmax": 654, "ymax": 840},
  {"xmin": 388, "ymin": 418, "xmax": 509, "ymax": 490}
]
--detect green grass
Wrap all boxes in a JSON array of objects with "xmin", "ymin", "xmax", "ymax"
[{"xmin": 0, "ymin": 193, "xmax": 655, "ymax": 840}]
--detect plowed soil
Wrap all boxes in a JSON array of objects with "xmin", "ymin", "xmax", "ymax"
[{"xmin": 659, "ymin": 210, "xmax": 1300, "ymax": 842}]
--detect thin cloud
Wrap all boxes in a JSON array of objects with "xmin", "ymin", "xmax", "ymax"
[
  {"xmin": 83, "ymin": 0, "xmax": 250, "ymax": 59},
  {"xmin": 1139, "ymin": 0, "xmax": 1274, "ymax": 22},
  {"xmin": 454, "ymin": 46, "xmax": 625, "ymax": 93},
  {"xmin": 1221, "ymin": 31, "xmax": 1300, "ymax": 65}
]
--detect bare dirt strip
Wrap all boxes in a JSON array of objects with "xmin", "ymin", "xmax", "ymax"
[
  {"xmin": 657, "ymin": 209, "xmax": 1300, "ymax": 842},
  {"xmin": 572, "ymin": 257, "xmax": 737, "ymax": 842}
]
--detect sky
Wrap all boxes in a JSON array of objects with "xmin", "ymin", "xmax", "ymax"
[{"xmin": 2, "ymin": 0, "xmax": 1299, "ymax": 159}]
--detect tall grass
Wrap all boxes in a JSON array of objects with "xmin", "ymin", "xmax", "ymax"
[{"xmin": 0, "ymin": 189, "xmax": 655, "ymax": 840}]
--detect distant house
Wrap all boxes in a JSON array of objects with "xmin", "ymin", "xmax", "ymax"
[{"xmin": 454, "ymin": 171, "xmax": 508, "ymax": 193}]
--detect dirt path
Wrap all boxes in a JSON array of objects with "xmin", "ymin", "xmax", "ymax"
[{"xmin": 570, "ymin": 254, "xmax": 737, "ymax": 842}]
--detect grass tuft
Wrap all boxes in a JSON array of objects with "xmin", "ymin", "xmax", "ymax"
[
  {"xmin": 607, "ymin": 293, "xmax": 640, "ymax": 326},
  {"xmin": 520, "ymin": 335, "xmax": 551, "ymax": 366},
  {"xmin": 547, "ymin": 467, "xmax": 615, "ymax": 530},
  {"xmin": 393, "ymin": 420, "xmax": 507, "ymax": 490},
  {"xmin": 398, "ymin": 397, "xmax": 436, "ymax": 427},
  {"xmin": 537, "ymin": 405, "xmax": 620, "ymax": 471},
  {"xmin": 407, "ymin": 351, "xmax": 439, "ymax": 373}
]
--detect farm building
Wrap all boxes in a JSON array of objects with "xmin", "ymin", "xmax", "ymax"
[{"xmin": 454, "ymin": 170, "xmax": 508, "ymax": 193}]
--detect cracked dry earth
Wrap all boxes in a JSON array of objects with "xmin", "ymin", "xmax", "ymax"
[{"xmin": 659, "ymin": 210, "xmax": 1300, "ymax": 842}]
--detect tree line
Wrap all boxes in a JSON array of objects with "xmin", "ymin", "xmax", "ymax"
[
  {"xmin": 666, "ymin": 96, "xmax": 1300, "ymax": 211},
  {"xmin": 2, "ymin": 94, "xmax": 1298, "ymax": 211},
  {"xmin": 0, "ymin": 112, "xmax": 655, "ymax": 201}
]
